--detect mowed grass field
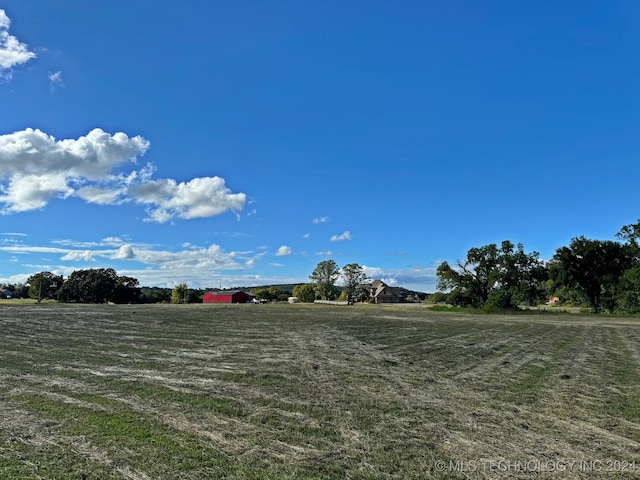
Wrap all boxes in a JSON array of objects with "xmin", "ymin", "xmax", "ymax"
[{"xmin": 1, "ymin": 304, "xmax": 640, "ymax": 479}]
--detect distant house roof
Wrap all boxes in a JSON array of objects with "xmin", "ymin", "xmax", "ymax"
[{"xmin": 369, "ymin": 280, "xmax": 401, "ymax": 303}]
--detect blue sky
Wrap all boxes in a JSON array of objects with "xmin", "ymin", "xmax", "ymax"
[{"xmin": 0, "ymin": 1, "xmax": 638, "ymax": 293}]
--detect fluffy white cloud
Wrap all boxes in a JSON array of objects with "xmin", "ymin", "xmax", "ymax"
[
  {"xmin": 331, "ymin": 230, "xmax": 352, "ymax": 242},
  {"xmin": 0, "ymin": 128, "xmax": 246, "ymax": 221},
  {"xmin": 0, "ymin": 174, "xmax": 73, "ymax": 212},
  {"xmin": 132, "ymin": 176, "xmax": 246, "ymax": 223},
  {"xmin": 275, "ymin": 245, "xmax": 292, "ymax": 256},
  {"xmin": 111, "ymin": 244, "xmax": 135, "ymax": 260},
  {"xmin": 313, "ymin": 216, "xmax": 329, "ymax": 224},
  {"xmin": 0, "ymin": 9, "xmax": 35, "ymax": 76},
  {"xmin": 0, "ymin": 128, "xmax": 149, "ymax": 179}
]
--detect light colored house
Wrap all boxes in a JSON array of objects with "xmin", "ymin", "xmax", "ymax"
[{"xmin": 369, "ymin": 280, "xmax": 401, "ymax": 304}]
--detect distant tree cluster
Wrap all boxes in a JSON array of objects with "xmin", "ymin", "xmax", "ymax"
[
  {"xmin": 435, "ymin": 219, "xmax": 640, "ymax": 314},
  {"xmin": 251, "ymin": 286, "xmax": 289, "ymax": 302},
  {"xmin": 18, "ymin": 269, "xmax": 141, "ymax": 304}
]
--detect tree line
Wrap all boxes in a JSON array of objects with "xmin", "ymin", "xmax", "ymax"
[
  {"xmin": 1, "ymin": 261, "xmax": 373, "ymax": 305},
  {"xmin": 17, "ymin": 269, "xmax": 142, "ymax": 304},
  {"xmin": 434, "ymin": 219, "xmax": 640, "ymax": 314}
]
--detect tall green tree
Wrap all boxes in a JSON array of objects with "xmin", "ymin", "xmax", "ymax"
[
  {"xmin": 436, "ymin": 241, "xmax": 547, "ymax": 310},
  {"xmin": 436, "ymin": 243, "xmax": 500, "ymax": 308},
  {"xmin": 341, "ymin": 263, "xmax": 370, "ymax": 303},
  {"xmin": 171, "ymin": 284, "xmax": 189, "ymax": 304},
  {"xmin": 550, "ymin": 236, "xmax": 632, "ymax": 313},
  {"xmin": 613, "ymin": 219, "xmax": 640, "ymax": 313},
  {"xmin": 27, "ymin": 271, "xmax": 64, "ymax": 302},
  {"xmin": 616, "ymin": 218, "xmax": 640, "ymax": 248},
  {"xmin": 491, "ymin": 241, "xmax": 548, "ymax": 309},
  {"xmin": 310, "ymin": 260, "xmax": 340, "ymax": 300}
]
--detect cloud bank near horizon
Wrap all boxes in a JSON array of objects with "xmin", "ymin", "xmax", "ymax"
[{"xmin": 0, "ymin": 235, "xmax": 438, "ymax": 292}]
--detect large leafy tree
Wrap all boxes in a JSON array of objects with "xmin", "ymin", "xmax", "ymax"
[
  {"xmin": 27, "ymin": 271, "xmax": 64, "ymax": 302},
  {"xmin": 310, "ymin": 260, "xmax": 340, "ymax": 300},
  {"xmin": 113, "ymin": 276, "xmax": 141, "ymax": 304},
  {"xmin": 550, "ymin": 236, "xmax": 632, "ymax": 313},
  {"xmin": 59, "ymin": 268, "xmax": 119, "ymax": 303},
  {"xmin": 615, "ymin": 219, "xmax": 640, "ymax": 313},
  {"xmin": 436, "ymin": 243, "xmax": 500, "ymax": 308},
  {"xmin": 436, "ymin": 241, "xmax": 547, "ymax": 310},
  {"xmin": 341, "ymin": 263, "xmax": 370, "ymax": 303},
  {"xmin": 492, "ymin": 241, "xmax": 548, "ymax": 309}
]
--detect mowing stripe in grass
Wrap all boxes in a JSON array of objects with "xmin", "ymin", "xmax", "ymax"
[
  {"xmin": 603, "ymin": 329, "xmax": 640, "ymax": 424},
  {"xmin": 15, "ymin": 393, "xmax": 235, "ymax": 477}
]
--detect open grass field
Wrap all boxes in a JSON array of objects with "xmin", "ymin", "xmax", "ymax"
[{"xmin": 1, "ymin": 303, "xmax": 640, "ymax": 479}]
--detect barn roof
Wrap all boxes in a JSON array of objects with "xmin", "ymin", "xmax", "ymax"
[{"xmin": 205, "ymin": 290, "xmax": 255, "ymax": 296}]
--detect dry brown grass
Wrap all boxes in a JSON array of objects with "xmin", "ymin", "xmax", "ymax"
[{"xmin": 0, "ymin": 303, "xmax": 639, "ymax": 478}]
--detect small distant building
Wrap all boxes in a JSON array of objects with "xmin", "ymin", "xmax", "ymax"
[
  {"xmin": 369, "ymin": 280, "xmax": 401, "ymax": 304},
  {"xmin": 203, "ymin": 291, "xmax": 255, "ymax": 304},
  {"xmin": 288, "ymin": 296, "xmax": 299, "ymax": 304}
]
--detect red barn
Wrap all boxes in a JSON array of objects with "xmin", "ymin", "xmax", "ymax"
[{"xmin": 203, "ymin": 291, "xmax": 255, "ymax": 303}]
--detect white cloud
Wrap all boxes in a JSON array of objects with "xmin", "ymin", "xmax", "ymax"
[
  {"xmin": 61, "ymin": 250, "xmax": 96, "ymax": 262},
  {"xmin": 275, "ymin": 245, "xmax": 292, "ymax": 256},
  {"xmin": 330, "ymin": 230, "xmax": 352, "ymax": 242},
  {"xmin": 0, "ymin": 173, "xmax": 73, "ymax": 212},
  {"xmin": 111, "ymin": 244, "xmax": 135, "ymax": 260},
  {"xmin": 0, "ymin": 245, "xmax": 69, "ymax": 255},
  {"xmin": 269, "ymin": 262, "xmax": 285, "ymax": 267},
  {"xmin": 313, "ymin": 216, "xmax": 329, "ymax": 224},
  {"xmin": 0, "ymin": 240, "xmax": 250, "ymax": 281},
  {"xmin": 132, "ymin": 176, "xmax": 246, "ymax": 223},
  {"xmin": 362, "ymin": 265, "xmax": 438, "ymax": 293},
  {"xmin": 0, "ymin": 128, "xmax": 246, "ymax": 221},
  {"xmin": 315, "ymin": 250, "xmax": 332, "ymax": 256},
  {"xmin": 303, "ymin": 233, "xmax": 310, "ymax": 239},
  {"xmin": 75, "ymin": 186, "xmax": 127, "ymax": 205},
  {"xmin": 48, "ymin": 70, "xmax": 64, "ymax": 90},
  {"xmin": 0, "ymin": 9, "xmax": 36, "ymax": 77},
  {"xmin": 0, "ymin": 128, "xmax": 149, "ymax": 179},
  {"xmin": 52, "ymin": 239, "xmax": 103, "ymax": 248}
]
